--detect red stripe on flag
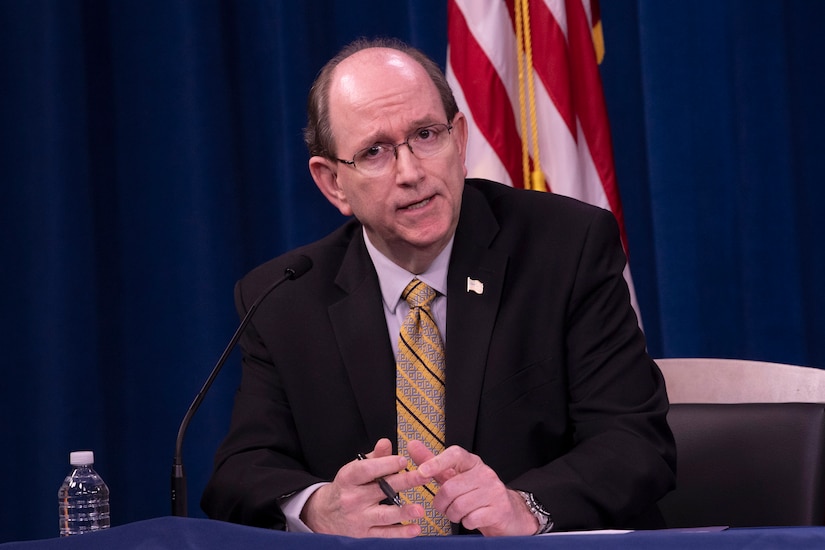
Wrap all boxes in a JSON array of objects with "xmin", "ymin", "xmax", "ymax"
[
  {"xmin": 565, "ymin": 0, "xmax": 628, "ymax": 252},
  {"xmin": 448, "ymin": 0, "xmax": 525, "ymax": 188}
]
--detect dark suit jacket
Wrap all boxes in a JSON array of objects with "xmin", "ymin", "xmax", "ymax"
[{"xmin": 201, "ymin": 179, "xmax": 676, "ymax": 532}]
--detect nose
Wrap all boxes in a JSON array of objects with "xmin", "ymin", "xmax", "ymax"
[
  {"xmin": 394, "ymin": 142, "xmax": 424, "ymax": 183},
  {"xmin": 392, "ymin": 139, "xmax": 415, "ymax": 159}
]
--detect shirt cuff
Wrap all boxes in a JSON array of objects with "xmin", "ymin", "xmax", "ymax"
[{"xmin": 279, "ymin": 482, "xmax": 329, "ymax": 533}]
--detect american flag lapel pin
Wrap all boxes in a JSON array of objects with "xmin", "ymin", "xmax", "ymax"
[{"xmin": 466, "ymin": 277, "xmax": 484, "ymax": 295}]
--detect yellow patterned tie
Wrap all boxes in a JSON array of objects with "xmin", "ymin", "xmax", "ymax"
[{"xmin": 396, "ymin": 278, "xmax": 451, "ymax": 536}]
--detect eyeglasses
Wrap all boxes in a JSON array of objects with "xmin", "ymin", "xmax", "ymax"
[{"xmin": 336, "ymin": 123, "xmax": 453, "ymax": 177}]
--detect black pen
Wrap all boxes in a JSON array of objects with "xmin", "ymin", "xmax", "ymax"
[{"xmin": 356, "ymin": 453, "xmax": 403, "ymax": 507}]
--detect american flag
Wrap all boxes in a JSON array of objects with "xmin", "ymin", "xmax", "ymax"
[{"xmin": 446, "ymin": 0, "xmax": 642, "ymax": 323}]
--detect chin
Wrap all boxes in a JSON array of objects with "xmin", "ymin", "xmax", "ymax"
[{"xmin": 411, "ymin": 231, "xmax": 451, "ymax": 252}]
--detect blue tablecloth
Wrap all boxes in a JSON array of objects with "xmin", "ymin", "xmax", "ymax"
[{"xmin": 4, "ymin": 517, "xmax": 825, "ymax": 550}]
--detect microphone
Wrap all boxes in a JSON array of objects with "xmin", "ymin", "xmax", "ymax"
[{"xmin": 171, "ymin": 255, "xmax": 313, "ymax": 517}]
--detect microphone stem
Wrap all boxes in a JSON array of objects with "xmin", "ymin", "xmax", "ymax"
[{"xmin": 171, "ymin": 267, "xmax": 299, "ymax": 516}]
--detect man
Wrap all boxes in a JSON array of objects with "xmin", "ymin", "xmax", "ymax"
[{"xmin": 202, "ymin": 37, "xmax": 675, "ymax": 537}]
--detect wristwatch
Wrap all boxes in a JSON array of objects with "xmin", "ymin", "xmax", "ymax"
[{"xmin": 517, "ymin": 490, "xmax": 554, "ymax": 534}]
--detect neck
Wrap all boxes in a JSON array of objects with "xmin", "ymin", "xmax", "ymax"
[
  {"xmin": 363, "ymin": 230, "xmax": 454, "ymax": 276},
  {"xmin": 385, "ymin": 250, "xmax": 438, "ymax": 275}
]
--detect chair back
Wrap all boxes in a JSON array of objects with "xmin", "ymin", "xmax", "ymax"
[
  {"xmin": 656, "ymin": 357, "xmax": 825, "ymax": 403},
  {"xmin": 659, "ymin": 402, "xmax": 825, "ymax": 527}
]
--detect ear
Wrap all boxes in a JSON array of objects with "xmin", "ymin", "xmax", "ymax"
[
  {"xmin": 309, "ymin": 156, "xmax": 353, "ymax": 217},
  {"xmin": 451, "ymin": 112, "xmax": 470, "ymax": 177}
]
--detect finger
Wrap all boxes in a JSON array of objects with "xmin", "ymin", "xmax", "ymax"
[
  {"xmin": 406, "ymin": 439, "xmax": 435, "ymax": 467},
  {"xmin": 455, "ymin": 488, "xmax": 539, "ymax": 536},
  {"xmin": 416, "ymin": 445, "xmax": 476, "ymax": 481},
  {"xmin": 406, "ymin": 440, "xmax": 456, "ymax": 485},
  {"xmin": 433, "ymin": 466, "xmax": 499, "ymax": 519},
  {"xmin": 433, "ymin": 468, "xmax": 530, "ymax": 535},
  {"xmin": 349, "ymin": 456, "xmax": 408, "ymax": 486},
  {"xmin": 385, "ymin": 465, "xmax": 432, "ymax": 493},
  {"xmin": 366, "ymin": 519, "xmax": 422, "ymax": 538},
  {"xmin": 365, "ymin": 496, "xmax": 425, "ymax": 523},
  {"xmin": 308, "ymin": 481, "xmax": 426, "ymax": 537},
  {"xmin": 455, "ymin": 503, "xmax": 498, "ymax": 533}
]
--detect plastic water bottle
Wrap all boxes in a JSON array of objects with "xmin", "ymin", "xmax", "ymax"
[{"xmin": 58, "ymin": 450, "xmax": 111, "ymax": 536}]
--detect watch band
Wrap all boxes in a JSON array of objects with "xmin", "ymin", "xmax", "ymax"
[{"xmin": 517, "ymin": 490, "xmax": 554, "ymax": 534}]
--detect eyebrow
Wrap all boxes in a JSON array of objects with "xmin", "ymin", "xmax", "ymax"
[{"xmin": 362, "ymin": 119, "xmax": 443, "ymax": 147}]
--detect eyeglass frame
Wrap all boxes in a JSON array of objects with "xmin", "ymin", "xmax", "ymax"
[{"xmin": 334, "ymin": 122, "xmax": 454, "ymax": 175}]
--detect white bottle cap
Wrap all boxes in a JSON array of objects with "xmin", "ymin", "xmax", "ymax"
[{"xmin": 69, "ymin": 451, "xmax": 94, "ymax": 466}]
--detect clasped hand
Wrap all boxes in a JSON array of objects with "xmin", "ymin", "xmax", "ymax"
[{"xmin": 301, "ymin": 438, "xmax": 538, "ymax": 537}]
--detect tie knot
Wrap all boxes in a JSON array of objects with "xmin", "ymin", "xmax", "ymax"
[{"xmin": 402, "ymin": 279, "xmax": 437, "ymax": 309}]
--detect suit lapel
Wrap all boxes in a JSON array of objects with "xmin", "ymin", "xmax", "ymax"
[
  {"xmin": 445, "ymin": 185, "xmax": 508, "ymax": 452},
  {"xmin": 326, "ymin": 185, "xmax": 508, "ymax": 454},
  {"xmin": 328, "ymin": 230, "xmax": 397, "ymax": 447}
]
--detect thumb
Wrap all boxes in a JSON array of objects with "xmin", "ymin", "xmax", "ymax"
[
  {"xmin": 408, "ymin": 440, "xmax": 458, "ymax": 485},
  {"xmin": 407, "ymin": 440, "xmax": 453, "ymax": 485},
  {"xmin": 368, "ymin": 438, "xmax": 394, "ymax": 458}
]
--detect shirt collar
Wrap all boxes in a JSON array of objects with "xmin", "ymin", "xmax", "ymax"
[{"xmin": 363, "ymin": 229, "xmax": 453, "ymax": 314}]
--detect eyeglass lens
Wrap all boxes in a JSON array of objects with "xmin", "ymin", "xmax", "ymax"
[{"xmin": 352, "ymin": 124, "xmax": 452, "ymax": 175}]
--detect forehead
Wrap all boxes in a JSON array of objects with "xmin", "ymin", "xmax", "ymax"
[{"xmin": 328, "ymin": 48, "xmax": 444, "ymax": 139}]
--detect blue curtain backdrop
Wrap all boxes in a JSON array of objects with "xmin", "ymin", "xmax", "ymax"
[{"xmin": 1, "ymin": 0, "xmax": 823, "ymax": 542}]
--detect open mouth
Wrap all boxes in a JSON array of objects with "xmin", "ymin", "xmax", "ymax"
[{"xmin": 403, "ymin": 197, "xmax": 432, "ymax": 211}]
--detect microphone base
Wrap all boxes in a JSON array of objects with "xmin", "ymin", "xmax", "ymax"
[{"xmin": 171, "ymin": 464, "xmax": 188, "ymax": 517}]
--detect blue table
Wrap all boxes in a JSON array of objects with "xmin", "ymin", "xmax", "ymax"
[{"xmin": 3, "ymin": 517, "xmax": 825, "ymax": 549}]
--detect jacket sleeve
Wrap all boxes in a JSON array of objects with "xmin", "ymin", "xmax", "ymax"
[
  {"xmin": 507, "ymin": 207, "xmax": 676, "ymax": 530},
  {"xmin": 200, "ymin": 279, "xmax": 323, "ymax": 529}
]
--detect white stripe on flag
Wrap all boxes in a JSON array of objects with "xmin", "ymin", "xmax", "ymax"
[{"xmin": 447, "ymin": 0, "xmax": 643, "ymax": 326}]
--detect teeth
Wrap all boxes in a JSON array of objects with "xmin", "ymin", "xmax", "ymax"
[{"xmin": 406, "ymin": 198, "xmax": 430, "ymax": 210}]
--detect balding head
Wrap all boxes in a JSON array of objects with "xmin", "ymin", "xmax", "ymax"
[{"xmin": 304, "ymin": 38, "xmax": 459, "ymax": 160}]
